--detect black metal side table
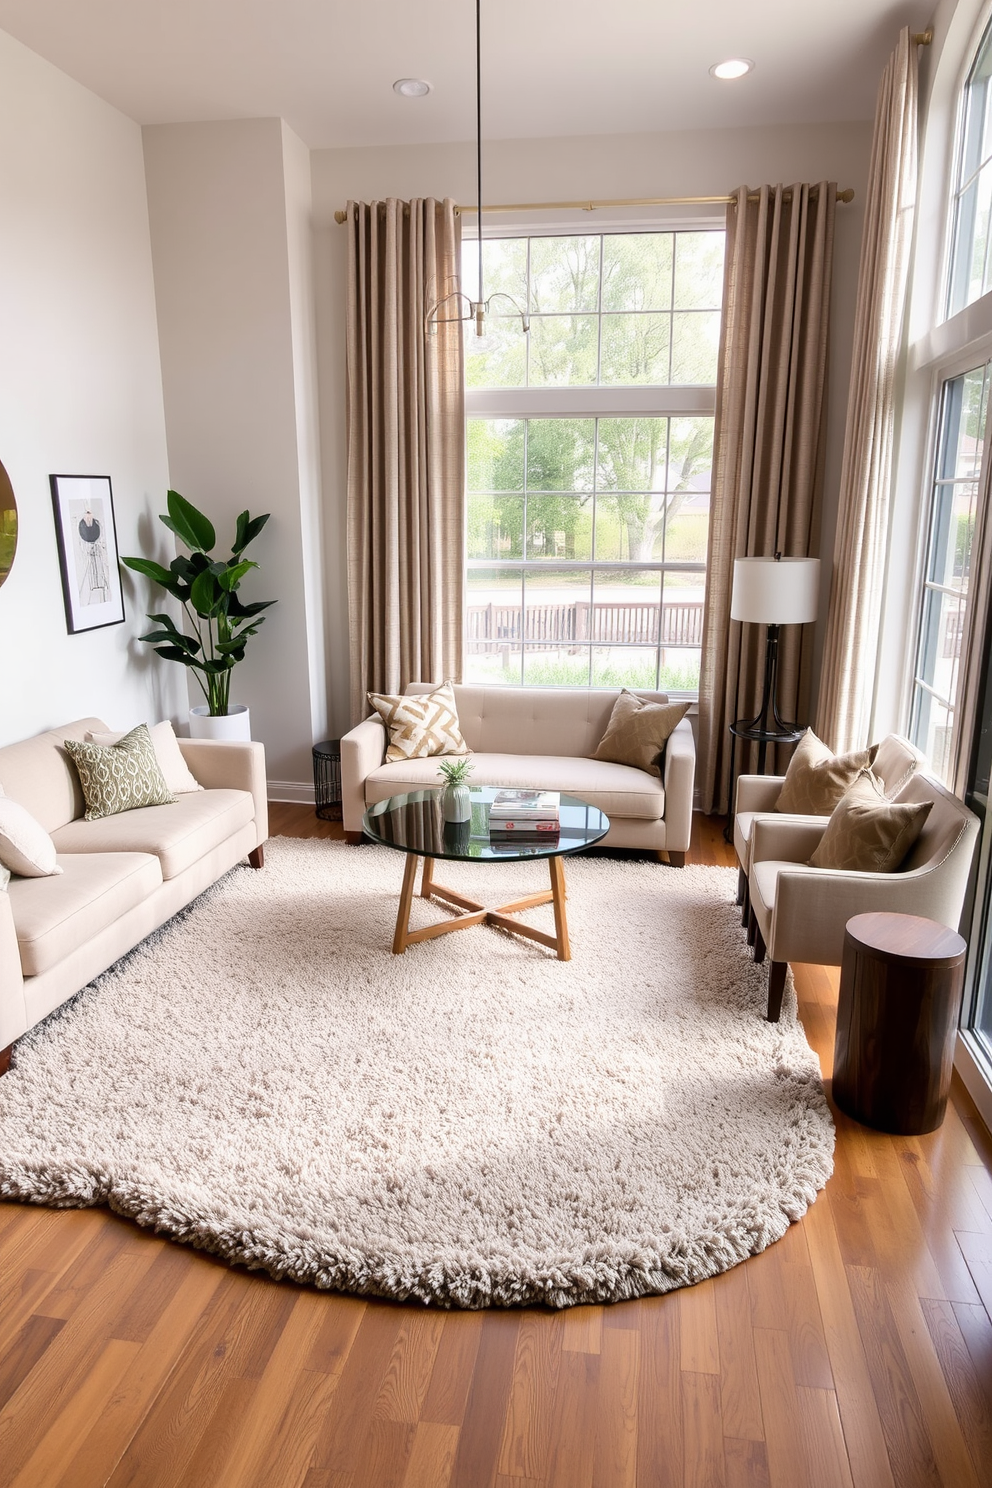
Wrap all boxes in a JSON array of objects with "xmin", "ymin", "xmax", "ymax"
[{"xmin": 312, "ymin": 740, "xmax": 342, "ymax": 820}]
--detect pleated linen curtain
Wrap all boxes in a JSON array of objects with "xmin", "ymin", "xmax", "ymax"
[
  {"xmin": 816, "ymin": 30, "xmax": 918, "ymax": 753},
  {"xmin": 697, "ymin": 183, "xmax": 836, "ymax": 814},
  {"xmin": 346, "ymin": 197, "xmax": 465, "ymax": 725}
]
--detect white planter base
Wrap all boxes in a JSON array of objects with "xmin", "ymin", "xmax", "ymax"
[{"xmin": 189, "ymin": 705, "xmax": 251, "ymax": 742}]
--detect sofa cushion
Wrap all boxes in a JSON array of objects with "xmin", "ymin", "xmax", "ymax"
[
  {"xmin": 775, "ymin": 729, "xmax": 878, "ymax": 814},
  {"xmin": 87, "ymin": 721, "xmax": 203, "ymax": 795},
  {"xmin": 809, "ymin": 771, "xmax": 932, "ymax": 872},
  {"xmin": 50, "ymin": 789, "xmax": 254, "ymax": 880},
  {"xmin": 365, "ymin": 753, "xmax": 665, "ymax": 821},
  {"xmin": 368, "ymin": 683, "xmax": 470, "ymax": 762},
  {"xmin": 0, "ymin": 718, "xmax": 107, "ymax": 832},
  {"xmin": 8, "ymin": 851, "xmax": 162, "ymax": 976}
]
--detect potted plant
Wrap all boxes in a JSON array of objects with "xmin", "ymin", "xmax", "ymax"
[
  {"xmin": 121, "ymin": 490, "xmax": 275, "ymax": 741},
  {"xmin": 437, "ymin": 756, "xmax": 474, "ymax": 822}
]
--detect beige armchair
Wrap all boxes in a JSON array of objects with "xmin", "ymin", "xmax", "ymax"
[
  {"xmin": 732, "ymin": 733, "xmax": 925, "ymax": 916},
  {"xmin": 746, "ymin": 772, "xmax": 979, "ymax": 1021}
]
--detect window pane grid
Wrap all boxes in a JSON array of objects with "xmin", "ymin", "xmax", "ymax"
[{"xmin": 949, "ymin": 20, "xmax": 992, "ymax": 314}]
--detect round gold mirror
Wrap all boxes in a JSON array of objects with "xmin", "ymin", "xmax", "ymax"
[{"xmin": 0, "ymin": 458, "xmax": 16, "ymax": 589}]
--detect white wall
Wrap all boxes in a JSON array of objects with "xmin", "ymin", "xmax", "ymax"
[
  {"xmin": 142, "ymin": 118, "xmax": 324, "ymax": 788},
  {"xmin": 312, "ymin": 120, "xmax": 875, "ymax": 732},
  {"xmin": 0, "ymin": 28, "xmax": 179, "ymax": 747}
]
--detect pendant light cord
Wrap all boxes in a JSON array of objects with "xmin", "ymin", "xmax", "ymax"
[{"xmin": 476, "ymin": 0, "xmax": 483, "ymax": 310}]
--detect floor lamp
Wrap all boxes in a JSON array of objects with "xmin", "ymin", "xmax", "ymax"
[{"xmin": 724, "ymin": 555, "xmax": 821, "ymax": 836}]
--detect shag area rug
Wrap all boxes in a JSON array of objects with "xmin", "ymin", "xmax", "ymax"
[{"xmin": 0, "ymin": 838, "xmax": 834, "ymax": 1308}]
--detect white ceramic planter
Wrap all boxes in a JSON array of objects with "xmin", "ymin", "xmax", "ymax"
[
  {"xmin": 441, "ymin": 783, "xmax": 472, "ymax": 822},
  {"xmin": 189, "ymin": 704, "xmax": 251, "ymax": 742}
]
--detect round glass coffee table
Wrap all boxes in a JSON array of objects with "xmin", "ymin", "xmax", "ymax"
[{"xmin": 363, "ymin": 786, "xmax": 609, "ymax": 961}]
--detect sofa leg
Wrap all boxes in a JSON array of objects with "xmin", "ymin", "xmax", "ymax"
[
  {"xmin": 666, "ymin": 850, "xmax": 686, "ymax": 867},
  {"xmin": 766, "ymin": 961, "xmax": 788, "ymax": 1022},
  {"xmin": 248, "ymin": 845, "xmax": 264, "ymax": 869},
  {"xmin": 345, "ymin": 831, "xmax": 366, "ymax": 846},
  {"xmin": 0, "ymin": 1041, "xmax": 13, "ymax": 1077}
]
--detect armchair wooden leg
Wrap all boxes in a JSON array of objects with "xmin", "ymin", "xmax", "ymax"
[
  {"xmin": 766, "ymin": 961, "xmax": 787, "ymax": 1022},
  {"xmin": 666, "ymin": 850, "xmax": 686, "ymax": 867},
  {"xmin": 248, "ymin": 845, "xmax": 264, "ymax": 869},
  {"xmin": 736, "ymin": 866, "xmax": 746, "ymax": 905},
  {"xmin": 344, "ymin": 831, "xmax": 366, "ymax": 845},
  {"xmin": 0, "ymin": 1041, "xmax": 13, "ymax": 1077},
  {"xmin": 753, "ymin": 928, "xmax": 766, "ymax": 965},
  {"xmin": 746, "ymin": 907, "xmax": 757, "ymax": 947}
]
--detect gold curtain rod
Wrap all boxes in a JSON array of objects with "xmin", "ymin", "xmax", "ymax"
[{"xmin": 334, "ymin": 186, "xmax": 855, "ymax": 225}]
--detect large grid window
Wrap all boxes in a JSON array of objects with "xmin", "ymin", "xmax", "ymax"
[
  {"xmin": 949, "ymin": 19, "xmax": 992, "ymax": 316},
  {"xmin": 909, "ymin": 363, "xmax": 989, "ymax": 780},
  {"xmin": 464, "ymin": 229, "xmax": 724, "ymax": 692}
]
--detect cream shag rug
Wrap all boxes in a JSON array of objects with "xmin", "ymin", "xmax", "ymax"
[{"xmin": 0, "ymin": 838, "xmax": 834, "ymax": 1309}]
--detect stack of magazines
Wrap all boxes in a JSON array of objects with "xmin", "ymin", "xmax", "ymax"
[{"xmin": 488, "ymin": 789, "xmax": 560, "ymax": 841}]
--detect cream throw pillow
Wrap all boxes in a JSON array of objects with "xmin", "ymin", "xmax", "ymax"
[
  {"xmin": 64, "ymin": 724, "xmax": 176, "ymax": 822},
  {"xmin": 0, "ymin": 790, "xmax": 62, "ymax": 877},
  {"xmin": 86, "ymin": 721, "xmax": 202, "ymax": 795},
  {"xmin": 368, "ymin": 683, "xmax": 470, "ymax": 763},
  {"xmin": 592, "ymin": 690, "xmax": 690, "ymax": 776},
  {"xmin": 776, "ymin": 728, "xmax": 879, "ymax": 814},
  {"xmin": 809, "ymin": 771, "xmax": 932, "ymax": 872}
]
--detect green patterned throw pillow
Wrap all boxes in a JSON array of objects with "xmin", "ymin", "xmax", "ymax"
[{"xmin": 64, "ymin": 724, "xmax": 177, "ymax": 821}]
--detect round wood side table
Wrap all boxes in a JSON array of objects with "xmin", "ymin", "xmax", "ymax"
[{"xmin": 833, "ymin": 912, "xmax": 967, "ymax": 1135}]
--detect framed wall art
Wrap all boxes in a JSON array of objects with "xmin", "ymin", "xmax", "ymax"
[{"xmin": 50, "ymin": 474, "xmax": 125, "ymax": 634}]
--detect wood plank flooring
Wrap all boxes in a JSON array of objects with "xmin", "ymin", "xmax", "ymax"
[{"xmin": 1, "ymin": 804, "xmax": 991, "ymax": 1487}]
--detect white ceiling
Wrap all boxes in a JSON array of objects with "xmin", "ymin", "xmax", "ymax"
[{"xmin": 0, "ymin": 0, "xmax": 928, "ymax": 150}]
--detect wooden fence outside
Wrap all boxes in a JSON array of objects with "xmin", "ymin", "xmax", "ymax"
[{"xmin": 466, "ymin": 600, "xmax": 703, "ymax": 652}]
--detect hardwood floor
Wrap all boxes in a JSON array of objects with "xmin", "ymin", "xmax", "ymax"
[{"xmin": 2, "ymin": 803, "xmax": 992, "ymax": 1487}]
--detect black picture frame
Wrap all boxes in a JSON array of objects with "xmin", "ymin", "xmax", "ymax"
[{"xmin": 50, "ymin": 474, "xmax": 126, "ymax": 634}]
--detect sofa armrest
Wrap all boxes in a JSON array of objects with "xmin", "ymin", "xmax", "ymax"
[
  {"xmin": 662, "ymin": 719, "xmax": 695, "ymax": 855},
  {"xmin": 734, "ymin": 774, "xmax": 784, "ymax": 815},
  {"xmin": 750, "ymin": 815, "xmax": 826, "ymax": 865},
  {"xmin": 341, "ymin": 716, "xmax": 387, "ymax": 833},
  {"xmin": 0, "ymin": 891, "xmax": 27, "ymax": 1051},
  {"xmin": 177, "ymin": 739, "xmax": 268, "ymax": 846}
]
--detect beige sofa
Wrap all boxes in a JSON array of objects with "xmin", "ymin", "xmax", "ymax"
[
  {"xmin": 341, "ymin": 683, "xmax": 695, "ymax": 862},
  {"xmin": 0, "ymin": 717, "xmax": 268, "ymax": 1069}
]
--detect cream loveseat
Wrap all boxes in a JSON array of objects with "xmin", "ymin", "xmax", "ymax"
[
  {"xmin": 341, "ymin": 683, "xmax": 695, "ymax": 862},
  {"xmin": 0, "ymin": 717, "xmax": 268, "ymax": 1069}
]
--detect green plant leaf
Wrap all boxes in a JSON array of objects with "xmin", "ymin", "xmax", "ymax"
[
  {"xmin": 226, "ymin": 596, "xmax": 276, "ymax": 618},
  {"xmin": 151, "ymin": 645, "xmax": 206, "ymax": 668},
  {"xmin": 189, "ymin": 570, "xmax": 227, "ymax": 616},
  {"xmin": 233, "ymin": 511, "xmax": 270, "ymax": 555},
  {"xmin": 121, "ymin": 556, "xmax": 172, "ymax": 585},
  {"xmin": 218, "ymin": 560, "xmax": 256, "ymax": 592},
  {"xmin": 164, "ymin": 490, "xmax": 216, "ymax": 553}
]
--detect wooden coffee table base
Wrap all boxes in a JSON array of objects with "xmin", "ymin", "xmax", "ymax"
[{"xmin": 391, "ymin": 852, "xmax": 571, "ymax": 960}]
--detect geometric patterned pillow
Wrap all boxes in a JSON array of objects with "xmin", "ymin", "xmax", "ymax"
[
  {"xmin": 775, "ymin": 728, "xmax": 879, "ymax": 814},
  {"xmin": 808, "ymin": 770, "xmax": 933, "ymax": 872},
  {"xmin": 367, "ymin": 682, "xmax": 470, "ymax": 763},
  {"xmin": 63, "ymin": 723, "xmax": 177, "ymax": 821},
  {"xmin": 592, "ymin": 689, "xmax": 690, "ymax": 776}
]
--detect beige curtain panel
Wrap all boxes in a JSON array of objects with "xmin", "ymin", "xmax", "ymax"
[
  {"xmin": 346, "ymin": 197, "xmax": 465, "ymax": 725},
  {"xmin": 697, "ymin": 183, "xmax": 836, "ymax": 814},
  {"xmin": 816, "ymin": 30, "xmax": 919, "ymax": 754}
]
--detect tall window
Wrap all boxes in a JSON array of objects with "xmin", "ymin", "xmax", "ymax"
[
  {"xmin": 464, "ymin": 229, "xmax": 724, "ymax": 692},
  {"xmin": 909, "ymin": 363, "xmax": 989, "ymax": 781},
  {"xmin": 949, "ymin": 17, "xmax": 992, "ymax": 316}
]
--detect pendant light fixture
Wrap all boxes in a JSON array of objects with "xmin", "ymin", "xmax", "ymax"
[{"xmin": 427, "ymin": 0, "xmax": 529, "ymax": 342}]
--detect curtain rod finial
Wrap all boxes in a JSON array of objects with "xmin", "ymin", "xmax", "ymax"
[
  {"xmin": 334, "ymin": 208, "xmax": 349, "ymax": 224},
  {"xmin": 837, "ymin": 188, "xmax": 855, "ymax": 204},
  {"xmin": 912, "ymin": 27, "xmax": 933, "ymax": 45}
]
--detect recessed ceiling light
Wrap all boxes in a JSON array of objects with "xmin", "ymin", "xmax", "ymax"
[
  {"xmin": 393, "ymin": 78, "xmax": 431, "ymax": 98},
  {"xmin": 710, "ymin": 58, "xmax": 753, "ymax": 80}
]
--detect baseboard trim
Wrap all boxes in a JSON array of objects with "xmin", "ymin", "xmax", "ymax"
[
  {"xmin": 955, "ymin": 1030, "xmax": 992, "ymax": 1136},
  {"xmin": 267, "ymin": 780, "xmax": 316, "ymax": 805}
]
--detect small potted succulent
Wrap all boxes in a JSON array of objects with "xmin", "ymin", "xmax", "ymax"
[{"xmin": 437, "ymin": 757, "xmax": 474, "ymax": 823}]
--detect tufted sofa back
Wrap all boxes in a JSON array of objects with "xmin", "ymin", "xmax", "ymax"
[{"xmin": 405, "ymin": 683, "xmax": 672, "ymax": 759}]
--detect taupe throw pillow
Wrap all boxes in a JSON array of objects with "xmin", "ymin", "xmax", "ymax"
[
  {"xmin": 775, "ymin": 728, "xmax": 879, "ymax": 814},
  {"xmin": 809, "ymin": 771, "xmax": 932, "ymax": 872},
  {"xmin": 64, "ymin": 724, "xmax": 176, "ymax": 822},
  {"xmin": 367, "ymin": 682, "xmax": 470, "ymax": 763},
  {"xmin": 592, "ymin": 690, "xmax": 690, "ymax": 777}
]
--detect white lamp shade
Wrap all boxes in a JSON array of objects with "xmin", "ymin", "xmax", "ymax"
[{"xmin": 730, "ymin": 556, "xmax": 821, "ymax": 625}]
